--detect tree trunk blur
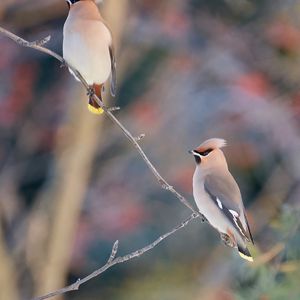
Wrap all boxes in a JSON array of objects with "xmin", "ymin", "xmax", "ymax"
[{"xmin": 36, "ymin": 0, "xmax": 128, "ymax": 298}]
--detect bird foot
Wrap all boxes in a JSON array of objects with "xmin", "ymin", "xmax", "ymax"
[
  {"xmin": 220, "ymin": 233, "xmax": 235, "ymax": 248},
  {"xmin": 87, "ymin": 87, "xmax": 95, "ymax": 97}
]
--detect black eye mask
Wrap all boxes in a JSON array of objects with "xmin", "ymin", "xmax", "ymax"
[
  {"xmin": 199, "ymin": 149, "xmax": 213, "ymax": 156},
  {"xmin": 66, "ymin": 0, "xmax": 80, "ymax": 6}
]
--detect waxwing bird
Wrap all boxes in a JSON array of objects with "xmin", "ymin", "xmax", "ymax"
[
  {"xmin": 189, "ymin": 138, "xmax": 254, "ymax": 262},
  {"xmin": 63, "ymin": 0, "xmax": 116, "ymax": 114}
]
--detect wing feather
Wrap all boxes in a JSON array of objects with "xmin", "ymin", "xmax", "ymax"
[
  {"xmin": 204, "ymin": 174, "xmax": 254, "ymax": 243},
  {"xmin": 109, "ymin": 45, "xmax": 117, "ymax": 97}
]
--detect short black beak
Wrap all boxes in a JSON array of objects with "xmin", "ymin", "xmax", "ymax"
[{"xmin": 188, "ymin": 150, "xmax": 194, "ymax": 154}]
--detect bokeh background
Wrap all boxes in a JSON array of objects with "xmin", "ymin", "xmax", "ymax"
[{"xmin": 1, "ymin": 0, "xmax": 300, "ymax": 299}]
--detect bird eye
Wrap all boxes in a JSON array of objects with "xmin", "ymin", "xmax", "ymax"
[{"xmin": 200, "ymin": 149, "xmax": 212, "ymax": 156}]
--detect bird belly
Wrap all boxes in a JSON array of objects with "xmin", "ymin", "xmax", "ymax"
[
  {"xmin": 63, "ymin": 20, "xmax": 111, "ymax": 85},
  {"xmin": 194, "ymin": 189, "xmax": 229, "ymax": 234},
  {"xmin": 193, "ymin": 186, "xmax": 246, "ymax": 248}
]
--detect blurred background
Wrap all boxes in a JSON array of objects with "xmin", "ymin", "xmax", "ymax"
[{"xmin": 0, "ymin": 0, "xmax": 300, "ymax": 299}]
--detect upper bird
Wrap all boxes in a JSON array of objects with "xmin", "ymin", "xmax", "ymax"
[
  {"xmin": 63, "ymin": 0, "xmax": 116, "ymax": 114},
  {"xmin": 189, "ymin": 138, "xmax": 254, "ymax": 262}
]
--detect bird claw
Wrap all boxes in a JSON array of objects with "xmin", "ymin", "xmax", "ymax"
[
  {"xmin": 220, "ymin": 233, "xmax": 235, "ymax": 248},
  {"xmin": 87, "ymin": 87, "xmax": 95, "ymax": 97}
]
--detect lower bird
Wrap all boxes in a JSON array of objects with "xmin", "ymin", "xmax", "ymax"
[
  {"xmin": 63, "ymin": 0, "xmax": 116, "ymax": 114},
  {"xmin": 189, "ymin": 138, "xmax": 254, "ymax": 262}
]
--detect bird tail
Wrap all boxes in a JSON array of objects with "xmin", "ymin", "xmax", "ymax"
[
  {"xmin": 237, "ymin": 243, "xmax": 253, "ymax": 262},
  {"xmin": 88, "ymin": 84, "xmax": 104, "ymax": 115}
]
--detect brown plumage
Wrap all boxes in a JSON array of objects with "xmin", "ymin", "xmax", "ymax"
[
  {"xmin": 63, "ymin": 0, "xmax": 116, "ymax": 114},
  {"xmin": 195, "ymin": 138, "xmax": 227, "ymax": 153},
  {"xmin": 190, "ymin": 138, "xmax": 254, "ymax": 261}
]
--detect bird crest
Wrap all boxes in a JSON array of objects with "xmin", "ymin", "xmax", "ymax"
[{"xmin": 195, "ymin": 138, "xmax": 227, "ymax": 152}]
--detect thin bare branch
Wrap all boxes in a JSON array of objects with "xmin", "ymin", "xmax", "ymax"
[
  {"xmin": 107, "ymin": 106, "xmax": 120, "ymax": 112},
  {"xmin": 0, "ymin": 26, "xmax": 205, "ymax": 299},
  {"xmin": 0, "ymin": 27, "xmax": 62, "ymax": 62},
  {"xmin": 32, "ymin": 213, "xmax": 199, "ymax": 300},
  {"xmin": 0, "ymin": 25, "xmax": 200, "ymax": 215},
  {"xmin": 107, "ymin": 240, "xmax": 119, "ymax": 263}
]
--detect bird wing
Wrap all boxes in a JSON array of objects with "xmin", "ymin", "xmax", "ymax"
[
  {"xmin": 109, "ymin": 45, "xmax": 117, "ymax": 97},
  {"xmin": 204, "ymin": 174, "xmax": 254, "ymax": 244}
]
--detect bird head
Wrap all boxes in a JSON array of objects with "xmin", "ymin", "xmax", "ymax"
[{"xmin": 189, "ymin": 138, "xmax": 228, "ymax": 170}]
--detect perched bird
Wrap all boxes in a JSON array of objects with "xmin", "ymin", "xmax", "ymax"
[
  {"xmin": 189, "ymin": 138, "xmax": 254, "ymax": 262},
  {"xmin": 63, "ymin": 0, "xmax": 116, "ymax": 114}
]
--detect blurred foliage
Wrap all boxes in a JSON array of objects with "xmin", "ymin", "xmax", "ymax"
[{"xmin": 235, "ymin": 207, "xmax": 300, "ymax": 300}]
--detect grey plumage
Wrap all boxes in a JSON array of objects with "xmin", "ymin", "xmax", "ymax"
[{"xmin": 190, "ymin": 138, "xmax": 254, "ymax": 261}]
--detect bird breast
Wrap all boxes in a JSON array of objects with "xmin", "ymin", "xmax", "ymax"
[
  {"xmin": 193, "ymin": 178, "xmax": 229, "ymax": 233},
  {"xmin": 63, "ymin": 18, "xmax": 112, "ymax": 85},
  {"xmin": 192, "ymin": 169, "xmax": 245, "ymax": 246}
]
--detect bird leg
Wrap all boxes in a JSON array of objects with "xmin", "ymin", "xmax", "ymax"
[
  {"xmin": 220, "ymin": 233, "xmax": 236, "ymax": 248},
  {"xmin": 86, "ymin": 86, "xmax": 120, "ymax": 113}
]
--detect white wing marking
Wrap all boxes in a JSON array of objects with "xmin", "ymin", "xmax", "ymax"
[
  {"xmin": 216, "ymin": 198, "xmax": 223, "ymax": 209},
  {"xmin": 229, "ymin": 209, "xmax": 239, "ymax": 217},
  {"xmin": 229, "ymin": 209, "xmax": 244, "ymax": 236}
]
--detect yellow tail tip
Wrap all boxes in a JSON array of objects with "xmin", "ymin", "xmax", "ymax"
[
  {"xmin": 88, "ymin": 104, "xmax": 104, "ymax": 115},
  {"xmin": 239, "ymin": 251, "xmax": 254, "ymax": 262}
]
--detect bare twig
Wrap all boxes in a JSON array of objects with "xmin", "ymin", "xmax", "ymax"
[
  {"xmin": 0, "ymin": 26, "xmax": 200, "ymax": 215},
  {"xmin": 0, "ymin": 27, "xmax": 62, "ymax": 62},
  {"xmin": 107, "ymin": 240, "xmax": 119, "ymax": 263},
  {"xmin": 0, "ymin": 26, "xmax": 205, "ymax": 299},
  {"xmin": 134, "ymin": 133, "xmax": 146, "ymax": 142},
  {"xmin": 107, "ymin": 106, "xmax": 120, "ymax": 112},
  {"xmin": 32, "ymin": 213, "xmax": 199, "ymax": 300}
]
